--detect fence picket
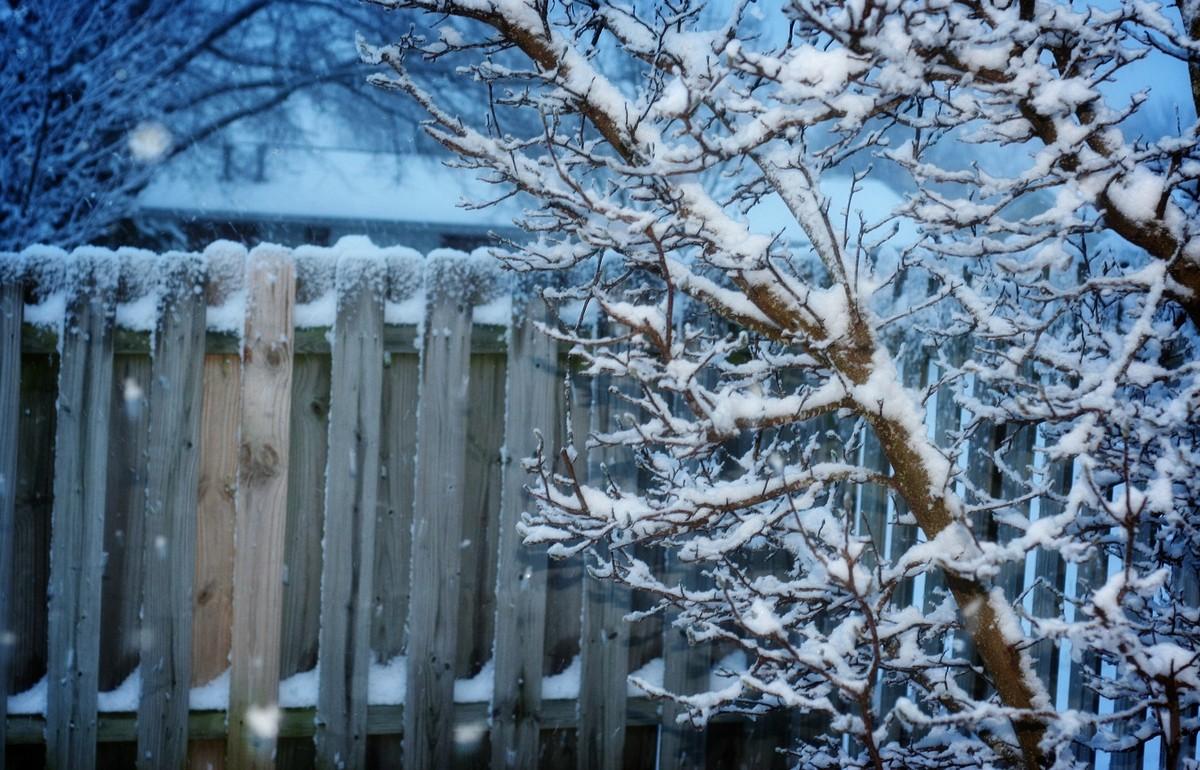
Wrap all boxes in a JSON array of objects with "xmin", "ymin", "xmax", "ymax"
[
  {"xmin": 657, "ymin": 549, "xmax": 709, "ymax": 770},
  {"xmin": 188, "ymin": 353, "xmax": 241, "ymax": 770},
  {"xmin": 0, "ymin": 255, "xmax": 22, "ymax": 770},
  {"xmin": 46, "ymin": 250, "xmax": 117, "ymax": 770},
  {"xmin": 491, "ymin": 298, "xmax": 555, "ymax": 768},
  {"xmin": 279, "ymin": 356, "xmax": 330, "ymax": 683},
  {"xmin": 315, "ymin": 256, "xmax": 384, "ymax": 769},
  {"xmin": 227, "ymin": 245, "xmax": 295, "ymax": 770},
  {"xmin": 578, "ymin": 362, "xmax": 631, "ymax": 770},
  {"xmin": 137, "ymin": 254, "xmax": 207, "ymax": 769},
  {"xmin": 99, "ymin": 354, "xmax": 150, "ymax": 694},
  {"xmin": 404, "ymin": 265, "xmax": 474, "ymax": 769}
]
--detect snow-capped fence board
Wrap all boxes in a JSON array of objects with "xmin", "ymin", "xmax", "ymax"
[
  {"xmin": 45, "ymin": 252, "xmax": 117, "ymax": 770},
  {"xmin": 0, "ymin": 256, "xmax": 21, "ymax": 770},
  {"xmin": 404, "ymin": 267, "xmax": 475, "ymax": 770},
  {"xmin": 137, "ymin": 254, "xmax": 207, "ymax": 769},
  {"xmin": 491, "ymin": 298, "xmax": 556, "ymax": 768},
  {"xmin": 189, "ymin": 352, "xmax": 241, "ymax": 770},
  {"xmin": 227, "ymin": 245, "xmax": 295, "ymax": 770},
  {"xmin": 578, "ymin": 367, "xmax": 632, "ymax": 770},
  {"xmin": 315, "ymin": 255, "xmax": 384, "ymax": 769}
]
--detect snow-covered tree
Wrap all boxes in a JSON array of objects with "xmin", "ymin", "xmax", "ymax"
[
  {"xmin": 0, "ymin": 0, "xmax": 455, "ymax": 249},
  {"xmin": 361, "ymin": 1, "xmax": 1200, "ymax": 767}
]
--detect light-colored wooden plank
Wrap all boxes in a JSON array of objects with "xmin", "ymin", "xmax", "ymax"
[
  {"xmin": 404, "ymin": 274, "xmax": 474, "ymax": 770},
  {"xmin": 315, "ymin": 256, "xmax": 384, "ymax": 769},
  {"xmin": 187, "ymin": 244, "xmax": 246, "ymax": 770},
  {"xmin": 138, "ymin": 253, "xmax": 208, "ymax": 769},
  {"xmin": 577, "ymin": 362, "xmax": 632, "ymax": 770},
  {"xmin": 189, "ymin": 353, "xmax": 241, "ymax": 770},
  {"xmin": 0, "ymin": 256, "xmax": 23, "ymax": 770},
  {"xmin": 46, "ymin": 250, "xmax": 118, "ymax": 770},
  {"xmin": 491, "ymin": 298, "xmax": 557, "ymax": 769},
  {"xmin": 227, "ymin": 245, "xmax": 295, "ymax": 770},
  {"xmin": 99, "ymin": 354, "xmax": 150, "ymax": 691}
]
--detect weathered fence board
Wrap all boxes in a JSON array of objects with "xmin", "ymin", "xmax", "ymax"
[
  {"xmin": 137, "ymin": 254, "xmax": 208, "ymax": 769},
  {"xmin": 578, "ymin": 367, "xmax": 631, "ymax": 770},
  {"xmin": 99, "ymin": 355, "xmax": 150, "ymax": 693},
  {"xmin": 45, "ymin": 252, "xmax": 117, "ymax": 770},
  {"xmin": 315, "ymin": 256, "xmax": 384, "ymax": 769},
  {"xmin": 404, "ymin": 277, "xmax": 474, "ymax": 769},
  {"xmin": 228, "ymin": 246, "xmax": 295, "ymax": 770},
  {"xmin": 280, "ymin": 356, "xmax": 330, "ymax": 678},
  {"xmin": 10, "ymin": 353, "xmax": 55, "ymax": 696},
  {"xmin": 372, "ymin": 352, "xmax": 419, "ymax": 660},
  {"xmin": 459, "ymin": 353, "xmax": 507, "ymax": 677},
  {"xmin": 491, "ymin": 299, "xmax": 556, "ymax": 768},
  {"xmin": 189, "ymin": 353, "xmax": 241, "ymax": 770},
  {"xmin": 658, "ymin": 549, "xmax": 709, "ymax": 770},
  {"xmin": 0, "ymin": 258, "xmax": 22, "ymax": 770}
]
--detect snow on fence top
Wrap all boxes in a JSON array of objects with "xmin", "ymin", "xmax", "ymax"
[{"xmin": 0, "ymin": 236, "xmax": 517, "ymax": 333}]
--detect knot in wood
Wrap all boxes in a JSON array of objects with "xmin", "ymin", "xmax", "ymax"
[{"xmin": 239, "ymin": 442, "xmax": 280, "ymax": 483}]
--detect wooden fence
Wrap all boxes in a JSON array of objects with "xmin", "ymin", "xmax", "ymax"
[
  {"xmin": 0, "ymin": 242, "xmax": 797, "ymax": 770},
  {"xmin": 2, "ymin": 242, "xmax": 1188, "ymax": 770}
]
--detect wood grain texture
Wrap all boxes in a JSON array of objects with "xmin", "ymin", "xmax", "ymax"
[
  {"xmin": 9, "ymin": 354, "xmax": 55, "ymax": 695},
  {"xmin": 542, "ymin": 366, "xmax": 585, "ymax": 679},
  {"xmin": 138, "ymin": 255, "xmax": 208, "ymax": 770},
  {"xmin": 0, "ymin": 272, "xmax": 22, "ymax": 770},
  {"xmin": 46, "ymin": 255, "xmax": 117, "ymax": 770},
  {"xmin": 458, "ymin": 353, "xmax": 505, "ymax": 675},
  {"xmin": 227, "ymin": 246, "xmax": 295, "ymax": 770},
  {"xmin": 315, "ymin": 258, "xmax": 384, "ymax": 770},
  {"xmin": 280, "ymin": 356, "xmax": 330, "ymax": 678},
  {"xmin": 187, "ymin": 354, "xmax": 240, "ymax": 770},
  {"xmin": 577, "ymin": 365, "xmax": 631, "ymax": 770},
  {"xmin": 372, "ymin": 353, "xmax": 418, "ymax": 662},
  {"xmin": 99, "ymin": 354, "xmax": 150, "ymax": 692},
  {"xmin": 404, "ymin": 289, "xmax": 473, "ymax": 770},
  {"xmin": 491, "ymin": 300, "xmax": 557, "ymax": 769}
]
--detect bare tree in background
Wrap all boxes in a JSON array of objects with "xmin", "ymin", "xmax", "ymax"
[
  {"xmin": 0, "ymin": 0, "xmax": 457, "ymax": 249},
  {"xmin": 361, "ymin": 0, "xmax": 1200, "ymax": 768}
]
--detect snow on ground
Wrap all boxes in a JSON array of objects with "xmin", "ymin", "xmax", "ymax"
[{"xmin": 6, "ymin": 651, "xmax": 751, "ymax": 714}]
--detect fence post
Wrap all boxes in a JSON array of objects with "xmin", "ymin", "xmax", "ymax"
[
  {"xmin": 228, "ymin": 245, "xmax": 295, "ymax": 770},
  {"xmin": 577, "ymin": 343, "xmax": 631, "ymax": 770},
  {"xmin": 491, "ymin": 294, "xmax": 555, "ymax": 768},
  {"xmin": 0, "ymin": 253, "xmax": 22, "ymax": 770},
  {"xmin": 315, "ymin": 252, "xmax": 385, "ymax": 769},
  {"xmin": 46, "ymin": 248, "xmax": 117, "ymax": 770},
  {"xmin": 404, "ymin": 252, "xmax": 475, "ymax": 768},
  {"xmin": 137, "ymin": 252, "xmax": 207, "ymax": 769}
]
